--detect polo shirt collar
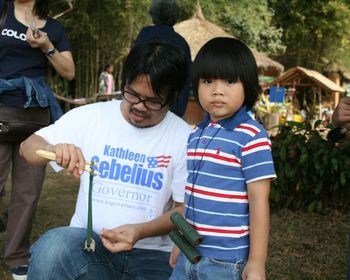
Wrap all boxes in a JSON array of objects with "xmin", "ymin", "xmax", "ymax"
[{"xmin": 198, "ymin": 106, "xmax": 251, "ymax": 130}]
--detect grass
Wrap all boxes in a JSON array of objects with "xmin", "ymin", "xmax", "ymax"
[{"xmin": 0, "ymin": 169, "xmax": 349, "ymax": 279}]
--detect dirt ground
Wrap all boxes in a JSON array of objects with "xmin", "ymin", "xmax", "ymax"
[{"xmin": 0, "ymin": 169, "xmax": 349, "ymax": 279}]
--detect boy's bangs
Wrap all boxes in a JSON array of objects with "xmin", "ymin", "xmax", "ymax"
[{"xmin": 198, "ymin": 51, "xmax": 240, "ymax": 82}]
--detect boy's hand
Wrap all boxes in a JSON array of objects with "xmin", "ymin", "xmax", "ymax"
[
  {"xmin": 242, "ymin": 260, "xmax": 265, "ymax": 280},
  {"xmin": 169, "ymin": 246, "xmax": 180, "ymax": 268}
]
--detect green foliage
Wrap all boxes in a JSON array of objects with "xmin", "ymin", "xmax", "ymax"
[
  {"xmin": 271, "ymin": 121, "xmax": 350, "ymax": 212},
  {"xmin": 47, "ymin": 0, "xmax": 350, "ymax": 100},
  {"xmin": 269, "ymin": 0, "xmax": 350, "ymax": 71},
  {"xmin": 48, "ymin": 0, "xmax": 151, "ymax": 99},
  {"xmin": 178, "ymin": 0, "xmax": 285, "ymax": 54}
]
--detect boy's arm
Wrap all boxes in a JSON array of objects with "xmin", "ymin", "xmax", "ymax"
[{"xmin": 242, "ymin": 179, "xmax": 270, "ymax": 280}]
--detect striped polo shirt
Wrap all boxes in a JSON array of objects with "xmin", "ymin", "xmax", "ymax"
[{"xmin": 184, "ymin": 106, "xmax": 276, "ymax": 261}]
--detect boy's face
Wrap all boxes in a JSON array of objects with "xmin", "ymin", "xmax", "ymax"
[
  {"xmin": 198, "ymin": 78, "xmax": 245, "ymax": 122},
  {"xmin": 120, "ymin": 75, "xmax": 169, "ymax": 128}
]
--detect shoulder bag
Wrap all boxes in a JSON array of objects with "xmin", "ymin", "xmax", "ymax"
[
  {"xmin": 0, "ymin": 3, "xmax": 51, "ymax": 142},
  {"xmin": 0, "ymin": 105, "xmax": 51, "ymax": 142}
]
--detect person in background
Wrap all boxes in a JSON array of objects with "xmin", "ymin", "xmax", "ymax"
[
  {"xmin": 169, "ymin": 37, "xmax": 276, "ymax": 280},
  {"xmin": 98, "ymin": 63, "xmax": 115, "ymax": 95},
  {"xmin": 0, "ymin": 0, "xmax": 75, "ymax": 279},
  {"xmin": 332, "ymin": 96, "xmax": 350, "ymax": 141},
  {"xmin": 331, "ymin": 95, "xmax": 350, "ymax": 280},
  {"xmin": 20, "ymin": 40, "xmax": 191, "ymax": 280},
  {"xmin": 134, "ymin": 0, "xmax": 191, "ymax": 118}
]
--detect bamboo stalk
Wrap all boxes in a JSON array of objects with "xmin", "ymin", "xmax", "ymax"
[{"xmin": 36, "ymin": 149, "xmax": 100, "ymax": 175}]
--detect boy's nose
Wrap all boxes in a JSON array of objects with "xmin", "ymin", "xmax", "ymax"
[{"xmin": 212, "ymin": 89, "xmax": 224, "ymax": 96}]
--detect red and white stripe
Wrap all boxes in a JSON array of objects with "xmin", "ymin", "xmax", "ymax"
[
  {"xmin": 188, "ymin": 220, "xmax": 249, "ymax": 238},
  {"xmin": 187, "ymin": 148, "xmax": 241, "ymax": 167},
  {"xmin": 157, "ymin": 155, "xmax": 171, "ymax": 167},
  {"xmin": 185, "ymin": 184, "xmax": 248, "ymax": 203},
  {"xmin": 242, "ymin": 138, "xmax": 272, "ymax": 156},
  {"xmin": 235, "ymin": 123, "xmax": 260, "ymax": 137}
]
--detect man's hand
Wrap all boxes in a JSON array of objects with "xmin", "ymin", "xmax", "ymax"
[
  {"xmin": 100, "ymin": 224, "xmax": 142, "ymax": 253},
  {"xmin": 49, "ymin": 143, "xmax": 85, "ymax": 177}
]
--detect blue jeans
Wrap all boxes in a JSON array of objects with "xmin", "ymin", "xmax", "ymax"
[
  {"xmin": 170, "ymin": 252, "xmax": 246, "ymax": 280},
  {"xmin": 27, "ymin": 227, "xmax": 172, "ymax": 280}
]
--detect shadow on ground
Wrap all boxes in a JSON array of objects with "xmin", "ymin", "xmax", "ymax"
[{"xmin": 0, "ymin": 169, "xmax": 349, "ymax": 279}]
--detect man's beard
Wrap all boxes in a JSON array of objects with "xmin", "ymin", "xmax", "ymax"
[
  {"xmin": 130, "ymin": 107, "xmax": 149, "ymax": 119},
  {"xmin": 128, "ymin": 107, "xmax": 153, "ymax": 128}
]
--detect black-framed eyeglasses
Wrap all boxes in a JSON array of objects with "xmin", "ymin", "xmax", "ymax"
[{"xmin": 122, "ymin": 90, "xmax": 166, "ymax": 111}]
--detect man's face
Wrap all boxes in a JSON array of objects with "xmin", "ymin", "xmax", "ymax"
[{"xmin": 120, "ymin": 75, "xmax": 169, "ymax": 128}]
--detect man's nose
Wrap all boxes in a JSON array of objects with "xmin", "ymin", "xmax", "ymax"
[{"xmin": 133, "ymin": 100, "xmax": 148, "ymax": 111}]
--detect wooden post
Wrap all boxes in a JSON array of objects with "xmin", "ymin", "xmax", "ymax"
[{"xmin": 334, "ymin": 91, "xmax": 339, "ymax": 109}]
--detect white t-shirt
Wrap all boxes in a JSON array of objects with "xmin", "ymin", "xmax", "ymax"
[{"xmin": 36, "ymin": 100, "xmax": 192, "ymax": 251}]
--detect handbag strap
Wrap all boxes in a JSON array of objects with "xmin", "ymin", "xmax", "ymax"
[{"xmin": 0, "ymin": 1, "xmax": 8, "ymax": 32}]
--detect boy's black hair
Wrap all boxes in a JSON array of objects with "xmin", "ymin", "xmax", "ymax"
[
  {"xmin": 192, "ymin": 37, "xmax": 259, "ymax": 110},
  {"xmin": 121, "ymin": 39, "xmax": 187, "ymax": 107},
  {"xmin": 149, "ymin": 0, "xmax": 180, "ymax": 26}
]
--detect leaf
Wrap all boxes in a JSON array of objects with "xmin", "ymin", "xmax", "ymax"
[
  {"xmin": 280, "ymin": 145, "xmax": 287, "ymax": 161},
  {"xmin": 340, "ymin": 173, "xmax": 346, "ymax": 186}
]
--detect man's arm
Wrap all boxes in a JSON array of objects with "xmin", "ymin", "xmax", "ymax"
[
  {"xmin": 242, "ymin": 179, "xmax": 270, "ymax": 280},
  {"xmin": 100, "ymin": 202, "xmax": 184, "ymax": 253},
  {"xmin": 20, "ymin": 134, "xmax": 86, "ymax": 177},
  {"xmin": 20, "ymin": 134, "xmax": 54, "ymax": 165}
]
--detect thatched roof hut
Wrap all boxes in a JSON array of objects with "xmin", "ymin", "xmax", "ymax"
[
  {"xmin": 174, "ymin": 3, "xmax": 284, "ymax": 77},
  {"xmin": 269, "ymin": 66, "xmax": 345, "ymax": 93},
  {"xmin": 269, "ymin": 66, "xmax": 345, "ymax": 118}
]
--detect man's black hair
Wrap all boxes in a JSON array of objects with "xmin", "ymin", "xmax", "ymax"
[
  {"xmin": 192, "ymin": 37, "xmax": 259, "ymax": 110},
  {"xmin": 149, "ymin": 0, "xmax": 180, "ymax": 26},
  {"xmin": 121, "ymin": 39, "xmax": 187, "ymax": 107}
]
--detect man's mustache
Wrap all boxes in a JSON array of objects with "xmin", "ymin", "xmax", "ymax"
[{"xmin": 130, "ymin": 108, "xmax": 149, "ymax": 118}]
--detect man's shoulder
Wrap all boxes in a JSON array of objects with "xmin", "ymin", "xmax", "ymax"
[
  {"xmin": 67, "ymin": 100, "xmax": 119, "ymax": 116},
  {"xmin": 166, "ymin": 112, "xmax": 192, "ymax": 134}
]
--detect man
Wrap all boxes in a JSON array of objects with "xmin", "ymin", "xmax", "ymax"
[
  {"xmin": 331, "ymin": 94, "xmax": 350, "ymax": 280},
  {"xmin": 134, "ymin": 0, "xmax": 192, "ymax": 118},
  {"xmin": 332, "ymin": 95, "xmax": 350, "ymax": 141},
  {"xmin": 20, "ymin": 40, "xmax": 191, "ymax": 280}
]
